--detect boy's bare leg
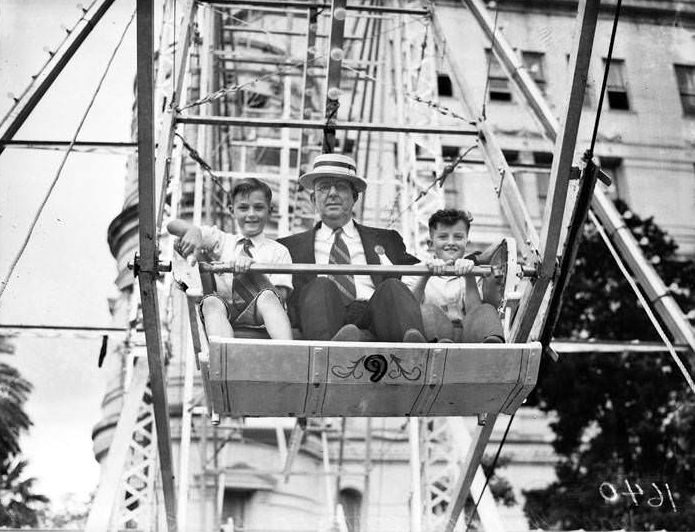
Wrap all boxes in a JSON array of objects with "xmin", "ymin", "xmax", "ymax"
[
  {"xmin": 201, "ymin": 297, "xmax": 234, "ymax": 338},
  {"xmin": 256, "ymin": 290, "xmax": 293, "ymax": 340}
]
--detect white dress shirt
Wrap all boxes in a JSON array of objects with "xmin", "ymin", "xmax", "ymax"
[
  {"xmin": 402, "ymin": 261, "xmax": 471, "ymax": 323},
  {"xmin": 314, "ymin": 219, "xmax": 375, "ymax": 301},
  {"xmin": 199, "ymin": 225, "xmax": 292, "ymax": 299}
]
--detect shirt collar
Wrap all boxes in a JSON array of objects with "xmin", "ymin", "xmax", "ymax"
[
  {"xmin": 235, "ymin": 233, "xmax": 266, "ymax": 247},
  {"xmin": 316, "ymin": 219, "xmax": 357, "ymax": 241}
]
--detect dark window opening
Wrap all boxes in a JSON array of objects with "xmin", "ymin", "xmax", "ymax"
[
  {"xmin": 604, "ymin": 59, "xmax": 630, "ymax": 110},
  {"xmin": 486, "ymin": 50, "xmax": 512, "ymax": 102},
  {"xmin": 339, "ymin": 488, "xmax": 363, "ymax": 532},
  {"xmin": 675, "ymin": 64, "xmax": 695, "ymax": 116},
  {"xmin": 442, "ymin": 145, "xmax": 460, "ymax": 161},
  {"xmin": 343, "ymin": 138, "xmax": 355, "ymax": 155},
  {"xmin": 221, "ymin": 489, "xmax": 253, "ymax": 531},
  {"xmin": 567, "ymin": 53, "xmax": 592, "ymax": 107},
  {"xmin": 599, "ymin": 156, "xmax": 623, "ymax": 199},
  {"xmin": 437, "ymin": 73, "xmax": 453, "ymax": 97},
  {"xmin": 503, "ymin": 150, "xmax": 520, "ymax": 165},
  {"xmin": 533, "ymin": 152, "xmax": 553, "ymax": 206},
  {"xmin": 522, "ymin": 51, "xmax": 546, "ymax": 94}
]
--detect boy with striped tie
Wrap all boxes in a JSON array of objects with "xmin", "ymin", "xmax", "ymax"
[{"xmin": 168, "ymin": 178, "xmax": 293, "ymax": 340}]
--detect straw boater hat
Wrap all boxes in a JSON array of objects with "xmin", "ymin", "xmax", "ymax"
[{"xmin": 298, "ymin": 154, "xmax": 367, "ymax": 193}]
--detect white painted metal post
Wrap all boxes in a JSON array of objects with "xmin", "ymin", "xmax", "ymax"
[{"xmin": 408, "ymin": 418, "xmax": 423, "ymax": 532}]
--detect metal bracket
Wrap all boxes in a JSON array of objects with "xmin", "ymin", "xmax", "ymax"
[{"xmin": 129, "ymin": 252, "xmax": 172, "ymax": 278}]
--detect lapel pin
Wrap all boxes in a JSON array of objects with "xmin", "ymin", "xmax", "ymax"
[{"xmin": 374, "ymin": 245, "xmax": 385, "ymax": 255}]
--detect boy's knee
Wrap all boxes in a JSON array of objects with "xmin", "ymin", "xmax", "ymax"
[
  {"xmin": 201, "ymin": 296, "xmax": 227, "ymax": 315},
  {"xmin": 256, "ymin": 289, "xmax": 280, "ymax": 307}
]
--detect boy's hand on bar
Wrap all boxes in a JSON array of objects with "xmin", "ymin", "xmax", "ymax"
[
  {"xmin": 425, "ymin": 257, "xmax": 448, "ymax": 275},
  {"xmin": 453, "ymin": 258, "xmax": 476, "ymax": 276}
]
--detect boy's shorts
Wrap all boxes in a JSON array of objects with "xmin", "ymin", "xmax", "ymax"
[{"xmin": 199, "ymin": 287, "xmax": 278, "ymax": 330}]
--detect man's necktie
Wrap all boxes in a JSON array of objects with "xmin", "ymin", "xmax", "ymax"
[{"xmin": 328, "ymin": 227, "xmax": 357, "ymax": 305}]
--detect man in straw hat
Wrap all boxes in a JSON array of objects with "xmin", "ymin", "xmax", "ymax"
[{"xmin": 277, "ymin": 154, "xmax": 427, "ymax": 342}]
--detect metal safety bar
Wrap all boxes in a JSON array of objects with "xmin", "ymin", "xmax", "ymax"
[{"xmin": 198, "ymin": 262, "xmax": 537, "ymax": 277}]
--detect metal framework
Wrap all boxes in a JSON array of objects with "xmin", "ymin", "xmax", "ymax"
[{"xmin": 4, "ymin": 0, "xmax": 690, "ymax": 530}]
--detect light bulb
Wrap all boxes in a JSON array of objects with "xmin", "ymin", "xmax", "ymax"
[
  {"xmin": 330, "ymin": 48, "xmax": 344, "ymax": 62},
  {"xmin": 333, "ymin": 7, "xmax": 346, "ymax": 21},
  {"xmin": 327, "ymin": 87, "xmax": 341, "ymax": 100}
]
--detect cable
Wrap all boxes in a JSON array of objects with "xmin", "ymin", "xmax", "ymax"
[
  {"xmin": 0, "ymin": 8, "xmax": 136, "ymax": 301},
  {"xmin": 588, "ymin": 0, "xmax": 622, "ymax": 158},
  {"xmin": 464, "ymin": 413, "xmax": 515, "ymax": 532},
  {"xmin": 588, "ymin": 210, "xmax": 695, "ymax": 397}
]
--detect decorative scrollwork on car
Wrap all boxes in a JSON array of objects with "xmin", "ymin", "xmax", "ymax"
[
  {"xmin": 330, "ymin": 356, "xmax": 366, "ymax": 379},
  {"xmin": 388, "ymin": 354, "xmax": 422, "ymax": 381},
  {"xmin": 363, "ymin": 354, "xmax": 388, "ymax": 382}
]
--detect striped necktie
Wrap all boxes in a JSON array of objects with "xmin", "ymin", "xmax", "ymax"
[
  {"xmin": 328, "ymin": 227, "xmax": 357, "ymax": 305},
  {"xmin": 231, "ymin": 238, "xmax": 272, "ymax": 309}
]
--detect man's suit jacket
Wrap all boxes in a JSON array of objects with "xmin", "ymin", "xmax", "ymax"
[{"xmin": 277, "ymin": 221, "xmax": 418, "ymax": 326}]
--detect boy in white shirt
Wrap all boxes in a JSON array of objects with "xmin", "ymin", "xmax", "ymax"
[
  {"xmin": 405, "ymin": 209, "xmax": 504, "ymax": 343},
  {"xmin": 168, "ymin": 178, "xmax": 293, "ymax": 340}
]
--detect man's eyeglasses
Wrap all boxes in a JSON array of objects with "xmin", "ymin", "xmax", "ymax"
[{"xmin": 315, "ymin": 181, "xmax": 352, "ymax": 194}]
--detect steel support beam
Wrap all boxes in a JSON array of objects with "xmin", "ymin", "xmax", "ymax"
[
  {"xmin": 283, "ymin": 418, "xmax": 308, "ymax": 482},
  {"xmin": 135, "ymin": 1, "xmax": 177, "ymax": 530},
  {"xmin": 507, "ymin": 0, "xmax": 600, "ymax": 342},
  {"xmin": 178, "ymin": 114, "xmax": 477, "ymax": 135},
  {"xmin": 85, "ymin": 357, "xmax": 150, "ymax": 532},
  {"xmin": 199, "ymin": 262, "xmax": 536, "ymax": 277},
  {"xmin": 199, "ymin": 0, "xmax": 429, "ymax": 16},
  {"xmin": 0, "ymin": 0, "xmax": 117, "ymax": 155},
  {"xmin": 442, "ymin": 414, "xmax": 498, "ymax": 532},
  {"xmin": 154, "ymin": 0, "xmax": 198, "ymax": 227},
  {"xmin": 592, "ymin": 191, "xmax": 695, "ymax": 355}
]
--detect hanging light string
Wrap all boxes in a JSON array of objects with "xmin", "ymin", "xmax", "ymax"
[
  {"xmin": 0, "ymin": 0, "xmax": 100, "ymax": 129},
  {"xmin": 177, "ymin": 52, "xmax": 327, "ymax": 112},
  {"xmin": 387, "ymin": 144, "xmax": 477, "ymax": 227},
  {"xmin": 0, "ymin": 9, "xmax": 137, "ymax": 300},
  {"xmin": 174, "ymin": 133, "xmax": 233, "ymax": 207}
]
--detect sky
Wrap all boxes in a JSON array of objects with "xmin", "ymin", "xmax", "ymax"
[{"xmin": 0, "ymin": 0, "xmax": 138, "ymax": 507}]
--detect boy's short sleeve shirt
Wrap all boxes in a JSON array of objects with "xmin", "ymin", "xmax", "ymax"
[
  {"xmin": 402, "ymin": 262, "xmax": 467, "ymax": 323},
  {"xmin": 199, "ymin": 225, "xmax": 293, "ymax": 298}
]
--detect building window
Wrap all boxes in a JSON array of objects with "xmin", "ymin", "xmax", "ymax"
[
  {"xmin": 486, "ymin": 50, "xmax": 512, "ymax": 102},
  {"xmin": 533, "ymin": 152, "xmax": 553, "ymax": 207},
  {"xmin": 437, "ymin": 73, "xmax": 453, "ymax": 97},
  {"xmin": 221, "ymin": 489, "xmax": 253, "ymax": 531},
  {"xmin": 567, "ymin": 54, "xmax": 592, "ymax": 107},
  {"xmin": 604, "ymin": 59, "xmax": 630, "ymax": 110},
  {"xmin": 599, "ymin": 156, "xmax": 624, "ymax": 199},
  {"xmin": 339, "ymin": 488, "xmax": 363, "ymax": 532},
  {"xmin": 674, "ymin": 64, "xmax": 695, "ymax": 116},
  {"xmin": 442, "ymin": 145, "xmax": 460, "ymax": 161},
  {"xmin": 522, "ymin": 51, "xmax": 546, "ymax": 94}
]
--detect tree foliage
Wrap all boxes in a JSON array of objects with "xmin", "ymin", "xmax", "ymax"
[
  {"xmin": 0, "ymin": 359, "xmax": 32, "ymax": 459},
  {"xmin": 0, "ymin": 457, "xmax": 49, "ymax": 527},
  {"xmin": 524, "ymin": 200, "xmax": 695, "ymax": 530},
  {"xmin": 0, "ymin": 341, "xmax": 48, "ymax": 526}
]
